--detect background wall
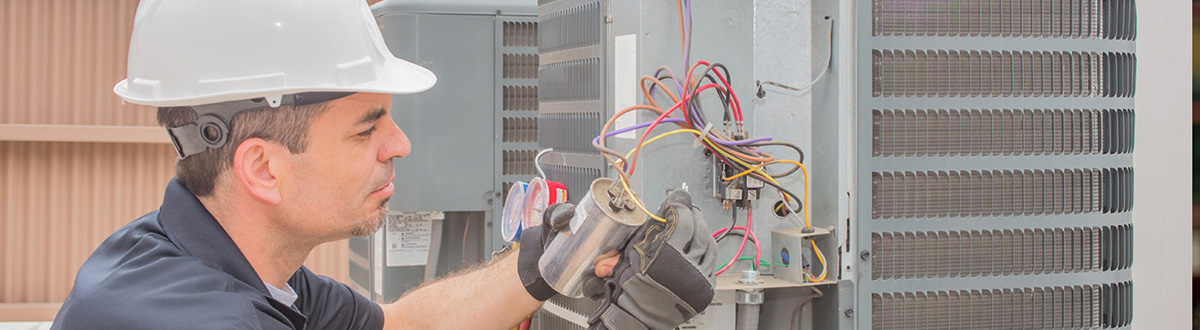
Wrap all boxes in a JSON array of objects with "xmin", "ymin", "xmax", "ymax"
[
  {"xmin": 0, "ymin": 0, "xmax": 351, "ymax": 321},
  {"xmin": 1132, "ymin": 1, "xmax": 1193, "ymax": 329}
]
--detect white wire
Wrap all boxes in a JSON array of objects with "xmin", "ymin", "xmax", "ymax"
[
  {"xmin": 758, "ymin": 18, "xmax": 834, "ymax": 95},
  {"xmin": 534, "ymin": 148, "xmax": 553, "ymax": 179}
]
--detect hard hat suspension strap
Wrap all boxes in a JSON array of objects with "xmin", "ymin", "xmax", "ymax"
[{"xmin": 165, "ymin": 92, "xmax": 355, "ymax": 159}]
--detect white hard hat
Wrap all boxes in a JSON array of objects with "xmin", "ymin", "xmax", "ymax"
[{"xmin": 114, "ymin": 0, "xmax": 436, "ymax": 107}]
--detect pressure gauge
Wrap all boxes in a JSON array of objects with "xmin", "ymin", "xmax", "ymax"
[
  {"xmin": 500, "ymin": 182, "xmax": 529, "ymax": 242},
  {"xmin": 523, "ymin": 177, "xmax": 568, "ymax": 230}
]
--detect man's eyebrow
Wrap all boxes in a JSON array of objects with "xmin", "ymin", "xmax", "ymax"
[{"xmin": 358, "ymin": 108, "xmax": 387, "ymax": 125}]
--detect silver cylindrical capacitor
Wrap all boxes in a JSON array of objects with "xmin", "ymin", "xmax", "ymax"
[{"xmin": 538, "ymin": 177, "xmax": 645, "ymax": 298}]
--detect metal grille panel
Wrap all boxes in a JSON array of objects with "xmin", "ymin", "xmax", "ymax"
[
  {"xmin": 871, "ymin": 50, "xmax": 1136, "ymax": 98},
  {"xmin": 871, "ymin": 224, "xmax": 1133, "ymax": 279},
  {"xmin": 503, "ymin": 86, "xmax": 539, "ymax": 111},
  {"xmin": 537, "ymin": 112, "xmax": 603, "ymax": 153},
  {"xmin": 870, "ymin": 168, "xmax": 1133, "ymax": 219},
  {"xmin": 871, "ymin": 281, "xmax": 1133, "ymax": 330},
  {"xmin": 502, "ymin": 150, "xmax": 538, "ymax": 176},
  {"xmin": 871, "ymin": 0, "xmax": 1137, "ymax": 40},
  {"xmin": 503, "ymin": 54, "xmax": 540, "ymax": 79},
  {"xmin": 503, "ymin": 21, "xmax": 538, "ymax": 47},
  {"xmin": 498, "ymin": 17, "xmax": 540, "ymax": 222},
  {"xmin": 538, "ymin": 1, "xmax": 603, "ymax": 54},
  {"xmin": 859, "ymin": 1, "xmax": 1135, "ymax": 329},
  {"xmin": 872, "ymin": 109, "xmax": 1134, "ymax": 157},
  {"xmin": 502, "ymin": 117, "xmax": 538, "ymax": 142},
  {"xmin": 538, "ymin": 58, "xmax": 603, "ymax": 103},
  {"xmin": 542, "ymin": 164, "xmax": 602, "ymax": 204}
]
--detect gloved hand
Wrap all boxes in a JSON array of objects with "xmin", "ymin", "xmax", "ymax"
[
  {"xmin": 587, "ymin": 189, "xmax": 718, "ymax": 330},
  {"xmin": 518, "ymin": 203, "xmax": 575, "ymax": 301}
]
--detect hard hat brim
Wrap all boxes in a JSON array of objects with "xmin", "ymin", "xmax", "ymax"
[{"xmin": 114, "ymin": 57, "xmax": 437, "ymax": 107}]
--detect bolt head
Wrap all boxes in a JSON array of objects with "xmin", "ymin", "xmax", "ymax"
[
  {"xmin": 860, "ymin": 250, "xmax": 871, "ymax": 260},
  {"xmin": 844, "ymin": 308, "xmax": 854, "ymax": 317}
]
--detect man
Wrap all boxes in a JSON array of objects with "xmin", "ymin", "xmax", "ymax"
[{"xmin": 51, "ymin": 0, "xmax": 716, "ymax": 329}]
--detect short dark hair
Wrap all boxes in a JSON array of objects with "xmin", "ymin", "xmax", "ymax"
[{"xmin": 157, "ymin": 102, "xmax": 332, "ymax": 196}]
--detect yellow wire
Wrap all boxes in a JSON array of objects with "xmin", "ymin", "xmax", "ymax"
[
  {"xmin": 766, "ymin": 160, "xmax": 810, "ymax": 229},
  {"xmin": 617, "ymin": 127, "xmax": 826, "ymax": 281},
  {"xmin": 805, "ymin": 241, "xmax": 828, "ymax": 282},
  {"xmin": 618, "ymin": 175, "xmax": 667, "ymax": 223},
  {"xmin": 615, "ymin": 128, "xmax": 707, "ymax": 223},
  {"xmin": 719, "ymin": 156, "xmax": 822, "ymax": 281},
  {"xmin": 722, "ymin": 161, "xmax": 770, "ymax": 181},
  {"xmin": 622, "ymin": 129, "xmax": 705, "ymax": 159}
]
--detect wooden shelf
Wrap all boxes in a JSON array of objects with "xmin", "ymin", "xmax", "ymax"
[
  {"xmin": 0, "ymin": 124, "xmax": 169, "ymax": 144},
  {"xmin": 0, "ymin": 303, "xmax": 60, "ymax": 322}
]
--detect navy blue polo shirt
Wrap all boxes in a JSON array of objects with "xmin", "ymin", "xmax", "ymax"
[{"xmin": 51, "ymin": 179, "xmax": 385, "ymax": 330}]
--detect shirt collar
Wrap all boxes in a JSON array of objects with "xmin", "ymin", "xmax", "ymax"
[
  {"xmin": 265, "ymin": 282, "xmax": 299, "ymax": 307},
  {"xmin": 157, "ymin": 178, "xmax": 270, "ymax": 296}
]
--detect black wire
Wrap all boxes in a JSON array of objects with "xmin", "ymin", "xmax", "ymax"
[
  {"xmin": 748, "ymin": 141, "xmax": 804, "ymax": 164},
  {"xmin": 683, "ymin": 74, "xmax": 717, "ymax": 129},
  {"xmin": 706, "ymin": 139, "xmax": 803, "ymax": 224},
  {"xmin": 690, "ymin": 64, "xmax": 734, "ymax": 125},
  {"xmin": 692, "ymin": 73, "xmax": 731, "ymax": 124},
  {"xmin": 707, "ymin": 142, "xmax": 801, "ymax": 212},
  {"xmin": 715, "ymin": 202, "xmax": 734, "ymax": 242},
  {"xmin": 751, "ymin": 171, "xmax": 804, "ymax": 216},
  {"xmin": 646, "ymin": 72, "xmax": 680, "ymax": 105},
  {"xmin": 747, "ymin": 141, "xmax": 806, "ymax": 177},
  {"xmin": 715, "ymin": 229, "xmax": 757, "ymax": 244}
]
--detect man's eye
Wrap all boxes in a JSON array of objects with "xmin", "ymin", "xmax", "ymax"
[{"xmin": 357, "ymin": 126, "xmax": 377, "ymax": 137}]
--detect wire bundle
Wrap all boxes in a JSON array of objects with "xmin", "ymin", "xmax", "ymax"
[{"xmin": 588, "ymin": 0, "xmax": 826, "ymax": 282}]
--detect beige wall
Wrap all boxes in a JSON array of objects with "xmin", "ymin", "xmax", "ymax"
[
  {"xmin": 0, "ymin": 0, "xmax": 350, "ymax": 321},
  {"xmin": 1130, "ymin": 1, "xmax": 1193, "ymax": 328}
]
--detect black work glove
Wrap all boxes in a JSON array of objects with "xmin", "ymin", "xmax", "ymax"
[
  {"xmin": 518, "ymin": 203, "xmax": 575, "ymax": 301},
  {"xmin": 587, "ymin": 189, "xmax": 718, "ymax": 330}
]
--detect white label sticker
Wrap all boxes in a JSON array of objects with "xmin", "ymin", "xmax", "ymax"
[
  {"xmin": 676, "ymin": 290, "xmax": 735, "ymax": 330},
  {"xmin": 614, "ymin": 34, "xmax": 638, "ymax": 139},
  {"xmin": 385, "ymin": 211, "xmax": 436, "ymax": 267}
]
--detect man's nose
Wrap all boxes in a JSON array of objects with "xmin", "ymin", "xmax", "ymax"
[{"xmin": 380, "ymin": 120, "xmax": 410, "ymax": 161}]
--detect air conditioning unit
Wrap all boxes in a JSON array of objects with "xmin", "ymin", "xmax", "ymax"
[
  {"xmin": 349, "ymin": 0, "xmax": 539, "ymax": 303},
  {"xmin": 533, "ymin": 0, "xmax": 1136, "ymax": 329}
]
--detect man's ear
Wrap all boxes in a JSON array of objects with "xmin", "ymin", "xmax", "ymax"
[{"xmin": 232, "ymin": 138, "xmax": 282, "ymax": 205}]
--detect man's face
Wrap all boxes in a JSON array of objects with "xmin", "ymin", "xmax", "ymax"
[{"xmin": 279, "ymin": 93, "xmax": 408, "ymax": 241}]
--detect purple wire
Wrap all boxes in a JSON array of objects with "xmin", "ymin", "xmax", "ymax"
[
  {"xmin": 598, "ymin": 118, "xmax": 686, "ymax": 140},
  {"xmin": 593, "ymin": 117, "xmax": 772, "ymax": 146},
  {"xmin": 649, "ymin": 68, "xmax": 686, "ymax": 103},
  {"xmin": 717, "ymin": 136, "xmax": 772, "ymax": 146}
]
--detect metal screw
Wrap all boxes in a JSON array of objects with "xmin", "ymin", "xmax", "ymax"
[
  {"xmin": 843, "ymin": 308, "xmax": 854, "ymax": 317},
  {"xmin": 860, "ymin": 250, "xmax": 870, "ymax": 260}
]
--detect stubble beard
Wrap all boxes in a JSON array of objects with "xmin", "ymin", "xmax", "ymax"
[{"xmin": 350, "ymin": 197, "xmax": 389, "ymax": 237}]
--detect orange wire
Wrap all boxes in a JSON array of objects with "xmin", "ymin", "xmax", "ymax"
[
  {"xmin": 676, "ymin": 0, "xmax": 685, "ymax": 59},
  {"xmin": 640, "ymin": 75, "xmax": 681, "ymax": 110}
]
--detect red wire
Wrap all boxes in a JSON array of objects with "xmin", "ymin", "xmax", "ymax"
[
  {"xmin": 627, "ymin": 82, "xmax": 725, "ymax": 175},
  {"xmin": 713, "ymin": 207, "xmax": 755, "ymax": 276},
  {"xmin": 711, "ymin": 225, "xmax": 762, "ymax": 270},
  {"xmin": 688, "ymin": 60, "xmax": 742, "ymax": 122}
]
